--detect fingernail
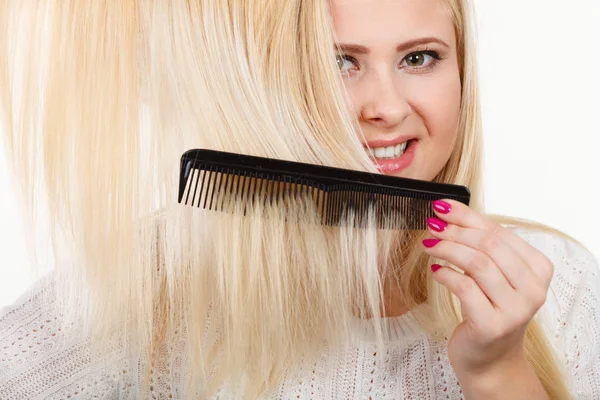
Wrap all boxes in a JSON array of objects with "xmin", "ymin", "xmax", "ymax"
[
  {"xmin": 432, "ymin": 200, "xmax": 451, "ymax": 214},
  {"xmin": 427, "ymin": 217, "xmax": 447, "ymax": 232},
  {"xmin": 422, "ymin": 238, "xmax": 441, "ymax": 248},
  {"xmin": 431, "ymin": 264, "xmax": 442, "ymax": 272}
]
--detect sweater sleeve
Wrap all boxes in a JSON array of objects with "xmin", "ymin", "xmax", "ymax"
[
  {"xmin": 518, "ymin": 229, "xmax": 600, "ymax": 399},
  {"xmin": 0, "ymin": 274, "xmax": 130, "ymax": 399}
]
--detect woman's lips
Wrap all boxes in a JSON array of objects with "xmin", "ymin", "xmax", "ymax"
[{"xmin": 369, "ymin": 139, "xmax": 417, "ymax": 174}]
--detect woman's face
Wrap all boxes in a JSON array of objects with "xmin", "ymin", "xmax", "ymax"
[{"xmin": 329, "ymin": 0, "xmax": 462, "ymax": 180}]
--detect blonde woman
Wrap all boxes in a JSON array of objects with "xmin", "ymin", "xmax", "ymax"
[{"xmin": 0, "ymin": 0, "xmax": 598, "ymax": 399}]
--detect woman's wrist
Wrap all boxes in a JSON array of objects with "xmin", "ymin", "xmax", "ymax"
[{"xmin": 455, "ymin": 353, "xmax": 549, "ymax": 400}]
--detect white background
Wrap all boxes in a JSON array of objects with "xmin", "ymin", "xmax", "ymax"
[{"xmin": 1, "ymin": 0, "xmax": 599, "ymax": 308}]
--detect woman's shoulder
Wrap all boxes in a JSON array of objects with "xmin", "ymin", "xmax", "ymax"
[
  {"xmin": 510, "ymin": 226, "xmax": 599, "ymax": 287},
  {"xmin": 510, "ymin": 226, "xmax": 599, "ymax": 315},
  {"xmin": 511, "ymin": 227, "xmax": 600, "ymax": 396},
  {"xmin": 1, "ymin": 274, "xmax": 55, "ymax": 331},
  {"xmin": 510, "ymin": 226, "xmax": 598, "ymax": 268},
  {"xmin": 0, "ymin": 274, "xmax": 131, "ymax": 399}
]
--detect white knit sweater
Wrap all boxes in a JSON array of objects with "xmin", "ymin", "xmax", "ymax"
[{"xmin": 1, "ymin": 228, "xmax": 599, "ymax": 399}]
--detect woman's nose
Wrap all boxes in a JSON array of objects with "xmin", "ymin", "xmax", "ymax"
[{"xmin": 360, "ymin": 74, "xmax": 412, "ymax": 129}]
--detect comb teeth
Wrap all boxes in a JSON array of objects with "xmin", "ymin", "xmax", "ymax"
[
  {"xmin": 178, "ymin": 149, "xmax": 470, "ymax": 230},
  {"xmin": 181, "ymin": 165, "xmax": 323, "ymax": 213},
  {"xmin": 319, "ymin": 186, "xmax": 438, "ymax": 229}
]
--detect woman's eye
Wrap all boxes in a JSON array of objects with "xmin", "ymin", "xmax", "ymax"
[
  {"xmin": 336, "ymin": 55, "xmax": 356, "ymax": 72},
  {"xmin": 402, "ymin": 51, "xmax": 441, "ymax": 69},
  {"xmin": 406, "ymin": 53, "xmax": 427, "ymax": 67}
]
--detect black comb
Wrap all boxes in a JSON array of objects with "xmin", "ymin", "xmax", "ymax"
[{"xmin": 178, "ymin": 149, "xmax": 470, "ymax": 230}]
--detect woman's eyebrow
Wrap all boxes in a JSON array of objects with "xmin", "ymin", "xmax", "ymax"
[
  {"xmin": 396, "ymin": 37, "xmax": 450, "ymax": 52},
  {"xmin": 334, "ymin": 37, "xmax": 450, "ymax": 54}
]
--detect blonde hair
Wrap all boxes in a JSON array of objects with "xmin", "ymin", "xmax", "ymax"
[{"xmin": 0, "ymin": 0, "xmax": 573, "ymax": 399}]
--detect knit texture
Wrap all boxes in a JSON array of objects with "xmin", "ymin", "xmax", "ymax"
[{"xmin": 1, "ymin": 228, "xmax": 599, "ymax": 399}]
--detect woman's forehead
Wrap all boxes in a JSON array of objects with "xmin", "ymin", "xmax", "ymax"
[{"xmin": 329, "ymin": 0, "xmax": 456, "ymax": 49}]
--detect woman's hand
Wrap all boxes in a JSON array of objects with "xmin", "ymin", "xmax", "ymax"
[{"xmin": 421, "ymin": 199, "xmax": 553, "ymax": 397}]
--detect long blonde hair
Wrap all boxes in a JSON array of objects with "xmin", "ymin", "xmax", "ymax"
[{"xmin": 0, "ymin": 0, "xmax": 572, "ymax": 398}]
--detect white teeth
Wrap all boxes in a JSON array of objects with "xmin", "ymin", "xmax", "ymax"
[
  {"xmin": 385, "ymin": 146, "xmax": 394, "ymax": 158},
  {"xmin": 374, "ymin": 147, "xmax": 386, "ymax": 158},
  {"xmin": 369, "ymin": 141, "xmax": 409, "ymax": 159}
]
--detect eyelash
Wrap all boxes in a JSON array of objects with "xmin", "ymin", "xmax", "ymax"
[{"xmin": 337, "ymin": 49, "xmax": 443, "ymax": 76}]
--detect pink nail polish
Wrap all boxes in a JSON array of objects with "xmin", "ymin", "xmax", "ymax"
[
  {"xmin": 422, "ymin": 238, "xmax": 441, "ymax": 248},
  {"xmin": 427, "ymin": 217, "xmax": 447, "ymax": 232},
  {"xmin": 432, "ymin": 200, "xmax": 451, "ymax": 214},
  {"xmin": 431, "ymin": 264, "xmax": 442, "ymax": 272}
]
